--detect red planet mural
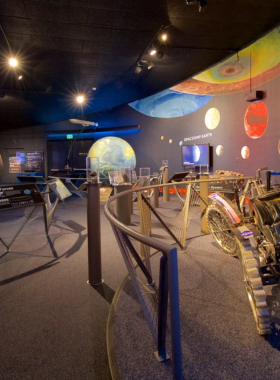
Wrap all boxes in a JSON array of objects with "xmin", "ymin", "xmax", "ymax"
[{"xmin": 244, "ymin": 101, "xmax": 268, "ymax": 139}]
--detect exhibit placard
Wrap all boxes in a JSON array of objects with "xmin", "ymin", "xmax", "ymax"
[
  {"xmin": 9, "ymin": 156, "xmax": 21, "ymax": 173},
  {"xmin": 47, "ymin": 178, "xmax": 72, "ymax": 201},
  {"xmin": 0, "ymin": 183, "xmax": 45, "ymax": 210},
  {"xmin": 25, "ymin": 151, "xmax": 44, "ymax": 171}
]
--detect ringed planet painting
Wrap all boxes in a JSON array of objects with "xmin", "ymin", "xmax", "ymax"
[{"xmin": 244, "ymin": 101, "xmax": 268, "ymax": 139}]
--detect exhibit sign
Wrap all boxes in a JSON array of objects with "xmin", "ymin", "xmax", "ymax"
[
  {"xmin": 25, "ymin": 151, "xmax": 44, "ymax": 171},
  {"xmin": 184, "ymin": 132, "xmax": 212, "ymax": 142},
  {"xmin": 48, "ymin": 178, "xmax": 72, "ymax": 201},
  {"xmin": 9, "ymin": 156, "xmax": 21, "ymax": 173},
  {"xmin": 0, "ymin": 183, "xmax": 45, "ymax": 210}
]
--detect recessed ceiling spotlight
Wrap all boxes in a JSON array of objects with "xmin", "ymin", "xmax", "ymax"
[
  {"xmin": 161, "ymin": 33, "xmax": 167, "ymax": 41},
  {"xmin": 9, "ymin": 58, "xmax": 18, "ymax": 67},
  {"xmin": 92, "ymin": 87, "xmax": 97, "ymax": 91},
  {"xmin": 76, "ymin": 95, "xmax": 85, "ymax": 104},
  {"xmin": 148, "ymin": 48, "xmax": 157, "ymax": 56},
  {"xmin": 18, "ymin": 75, "xmax": 23, "ymax": 80}
]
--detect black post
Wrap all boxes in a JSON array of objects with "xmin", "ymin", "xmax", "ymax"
[
  {"xmin": 266, "ymin": 170, "xmax": 271, "ymax": 191},
  {"xmin": 87, "ymin": 182, "xmax": 103, "ymax": 286},
  {"xmin": 155, "ymin": 255, "xmax": 169, "ymax": 361}
]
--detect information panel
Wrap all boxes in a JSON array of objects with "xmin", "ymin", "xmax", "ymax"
[
  {"xmin": 48, "ymin": 178, "xmax": 72, "ymax": 201},
  {"xmin": 0, "ymin": 183, "xmax": 45, "ymax": 211},
  {"xmin": 25, "ymin": 151, "xmax": 44, "ymax": 171}
]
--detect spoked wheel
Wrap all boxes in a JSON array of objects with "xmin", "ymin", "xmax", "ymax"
[
  {"xmin": 238, "ymin": 241, "xmax": 271, "ymax": 335},
  {"xmin": 206, "ymin": 204, "xmax": 240, "ymax": 256}
]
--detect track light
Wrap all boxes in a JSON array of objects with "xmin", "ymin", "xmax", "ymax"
[
  {"xmin": 147, "ymin": 62, "xmax": 154, "ymax": 70},
  {"xmin": 186, "ymin": 0, "xmax": 207, "ymax": 12},
  {"xmin": 9, "ymin": 58, "xmax": 18, "ymax": 67},
  {"xmin": 199, "ymin": 0, "xmax": 207, "ymax": 11},
  {"xmin": 156, "ymin": 50, "xmax": 164, "ymax": 59},
  {"xmin": 18, "ymin": 75, "xmax": 23, "ymax": 80}
]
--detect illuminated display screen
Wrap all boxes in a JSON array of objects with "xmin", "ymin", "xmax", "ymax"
[{"xmin": 182, "ymin": 144, "xmax": 210, "ymax": 166}]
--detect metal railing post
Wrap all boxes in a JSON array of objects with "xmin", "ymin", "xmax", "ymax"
[
  {"xmin": 153, "ymin": 177, "xmax": 159, "ymax": 208},
  {"xmin": 163, "ymin": 166, "xmax": 170, "ymax": 202},
  {"xmin": 87, "ymin": 182, "xmax": 103, "ymax": 286},
  {"xmin": 155, "ymin": 255, "xmax": 169, "ymax": 361},
  {"xmin": 168, "ymin": 247, "xmax": 183, "ymax": 380},
  {"xmin": 114, "ymin": 184, "xmax": 132, "ymax": 225},
  {"xmin": 200, "ymin": 174, "xmax": 209, "ymax": 235}
]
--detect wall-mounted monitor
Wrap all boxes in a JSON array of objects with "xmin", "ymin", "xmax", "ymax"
[{"xmin": 181, "ymin": 143, "xmax": 210, "ymax": 166}]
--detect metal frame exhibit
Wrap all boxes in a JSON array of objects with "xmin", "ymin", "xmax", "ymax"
[{"xmin": 0, "ymin": 182, "xmax": 67, "ymax": 253}]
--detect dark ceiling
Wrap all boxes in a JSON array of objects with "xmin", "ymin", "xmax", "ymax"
[{"xmin": 0, "ymin": 0, "xmax": 280, "ymax": 129}]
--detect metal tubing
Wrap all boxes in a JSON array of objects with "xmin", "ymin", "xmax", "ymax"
[
  {"xmin": 114, "ymin": 184, "xmax": 132, "ymax": 225},
  {"xmin": 163, "ymin": 167, "xmax": 170, "ymax": 202},
  {"xmin": 168, "ymin": 247, "xmax": 183, "ymax": 380},
  {"xmin": 153, "ymin": 177, "xmax": 159, "ymax": 208},
  {"xmin": 200, "ymin": 173, "xmax": 209, "ymax": 235},
  {"xmin": 87, "ymin": 182, "xmax": 103, "ymax": 286},
  {"xmin": 157, "ymin": 255, "xmax": 168, "ymax": 359}
]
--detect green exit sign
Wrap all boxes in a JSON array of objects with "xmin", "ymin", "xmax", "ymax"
[{"xmin": 67, "ymin": 134, "xmax": 74, "ymax": 139}]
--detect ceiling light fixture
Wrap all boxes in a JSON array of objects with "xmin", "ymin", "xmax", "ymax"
[
  {"xmin": 147, "ymin": 62, "xmax": 154, "ymax": 70},
  {"xmin": 149, "ymin": 48, "xmax": 157, "ymax": 56},
  {"xmin": 156, "ymin": 50, "xmax": 164, "ymax": 59},
  {"xmin": 18, "ymin": 75, "xmax": 23, "ymax": 80},
  {"xmin": 9, "ymin": 58, "xmax": 18, "ymax": 67},
  {"xmin": 186, "ymin": 0, "xmax": 207, "ymax": 12},
  {"xmin": 76, "ymin": 95, "xmax": 85, "ymax": 104},
  {"xmin": 161, "ymin": 33, "xmax": 167, "ymax": 42}
]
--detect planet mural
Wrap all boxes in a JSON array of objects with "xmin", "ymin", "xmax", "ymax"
[
  {"xmin": 179, "ymin": 141, "xmax": 183, "ymax": 146},
  {"xmin": 169, "ymin": 139, "xmax": 173, "ymax": 144},
  {"xmin": 241, "ymin": 146, "xmax": 250, "ymax": 159},
  {"xmin": 205, "ymin": 108, "xmax": 220, "ymax": 130},
  {"xmin": 244, "ymin": 101, "xmax": 268, "ymax": 139},
  {"xmin": 171, "ymin": 26, "xmax": 280, "ymax": 96},
  {"xmin": 216, "ymin": 145, "xmax": 224, "ymax": 156},
  {"xmin": 87, "ymin": 137, "xmax": 136, "ymax": 183},
  {"xmin": 129, "ymin": 89, "xmax": 212, "ymax": 118}
]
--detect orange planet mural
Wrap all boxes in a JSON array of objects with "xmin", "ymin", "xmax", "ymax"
[{"xmin": 244, "ymin": 101, "xmax": 268, "ymax": 139}]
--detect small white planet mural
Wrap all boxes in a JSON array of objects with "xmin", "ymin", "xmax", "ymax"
[
  {"xmin": 205, "ymin": 108, "xmax": 220, "ymax": 130},
  {"xmin": 216, "ymin": 145, "xmax": 224, "ymax": 156},
  {"xmin": 241, "ymin": 146, "xmax": 250, "ymax": 159}
]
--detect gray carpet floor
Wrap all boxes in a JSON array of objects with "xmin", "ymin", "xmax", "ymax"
[
  {"xmin": 113, "ymin": 235, "xmax": 280, "ymax": 380},
  {"xmin": 0, "ymin": 196, "xmax": 127, "ymax": 380}
]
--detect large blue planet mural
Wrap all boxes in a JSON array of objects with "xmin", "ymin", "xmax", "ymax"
[{"xmin": 129, "ymin": 89, "xmax": 212, "ymax": 118}]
